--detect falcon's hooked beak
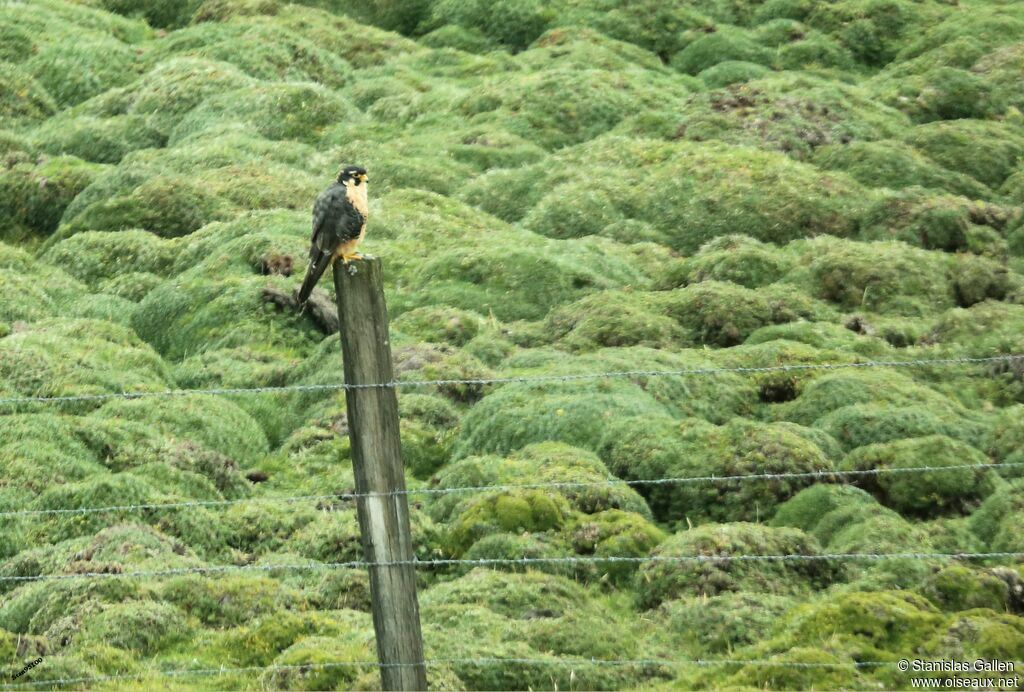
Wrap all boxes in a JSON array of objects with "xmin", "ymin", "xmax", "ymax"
[{"xmin": 358, "ymin": 173, "xmax": 368, "ymax": 183}]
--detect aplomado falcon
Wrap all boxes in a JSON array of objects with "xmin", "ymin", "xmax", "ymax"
[{"xmin": 295, "ymin": 164, "xmax": 369, "ymax": 304}]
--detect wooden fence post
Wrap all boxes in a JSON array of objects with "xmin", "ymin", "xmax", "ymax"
[{"xmin": 333, "ymin": 257, "xmax": 427, "ymax": 691}]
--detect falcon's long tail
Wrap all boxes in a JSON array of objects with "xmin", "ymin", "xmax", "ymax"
[{"xmin": 296, "ymin": 251, "xmax": 331, "ymax": 304}]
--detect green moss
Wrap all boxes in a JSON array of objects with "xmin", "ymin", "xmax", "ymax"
[
  {"xmin": 161, "ymin": 574, "xmax": 302, "ymax": 627},
  {"xmin": 672, "ymin": 74, "xmax": 910, "ymax": 160},
  {"xmin": 840, "ymin": 435, "xmax": 993, "ymax": 517},
  {"xmin": 807, "ymin": 0, "xmax": 939, "ymax": 67},
  {"xmin": 133, "ymin": 273, "xmax": 325, "ymax": 362},
  {"xmin": 31, "ymin": 115, "xmax": 165, "ymax": 164},
  {"xmin": 461, "ymin": 532, "xmax": 577, "ymax": 580},
  {"xmin": 969, "ymin": 479, "xmax": 1024, "ymax": 550},
  {"xmin": 307, "ymin": 569, "xmax": 372, "ymax": 613},
  {"xmin": 98, "ymin": 0, "xmax": 203, "ymax": 29},
  {"xmin": 263, "ymin": 635, "xmax": 376, "ymax": 690},
  {"xmin": 60, "ymin": 175, "xmax": 231, "ymax": 239},
  {"xmin": 422, "ymin": 568, "xmax": 587, "ymax": 618},
  {"xmin": 919, "ymin": 565, "xmax": 1012, "ymax": 612},
  {"xmin": 896, "ymin": 7, "xmax": 1024, "ymax": 64},
  {"xmin": 858, "ymin": 190, "xmax": 1015, "ymax": 255},
  {"xmin": 544, "ymin": 290, "xmax": 685, "ymax": 351},
  {"xmin": 431, "ymin": 443, "xmax": 650, "ymax": 524},
  {"xmin": 816, "ymin": 403, "xmax": 987, "ymax": 452},
  {"xmin": 721, "ymin": 648, "xmax": 866, "ymax": 690},
  {"xmin": 775, "ymin": 32, "xmax": 857, "ymax": 71},
  {"xmin": 697, "ymin": 60, "xmax": 770, "ymax": 88},
  {"xmin": 453, "ymin": 376, "xmax": 667, "ymax": 459},
  {"xmin": 143, "ymin": 21, "xmax": 352, "ymax": 87},
  {"xmin": 24, "ymin": 38, "xmax": 138, "ymax": 108},
  {"xmin": 786, "ymin": 236, "xmax": 955, "ymax": 315},
  {"xmin": 560, "ymin": 1, "xmax": 712, "ymax": 60},
  {"xmin": 671, "ymin": 27, "xmax": 774, "ymax": 75},
  {"xmin": 568, "ymin": 510, "xmax": 665, "ymax": 584},
  {"xmin": 467, "ymin": 137, "xmax": 866, "ymax": 253},
  {"xmin": 744, "ymin": 323, "xmax": 890, "ymax": 360},
  {"xmin": 662, "ymin": 281, "xmax": 832, "ymax": 347},
  {"xmin": 656, "ymin": 592, "xmax": 797, "ymax": 654},
  {"xmin": 445, "ymin": 489, "xmax": 571, "ymax": 556},
  {"xmin": 927, "ymin": 302, "xmax": 1024, "ymax": 362},
  {"xmin": 901, "ymin": 120, "xmax": 1024, "ymax": 190},
  {"xmin": 0, "ymin": 63, "xmax": 56, "ymax": 123},
  {"xmin": 781, "ymin": 589, "xmax": 944, "ymax": 656},
  {"xmin": 170, "ymin": 82, "xmax": 358, "ymax": 145},
  {"xmin": 775, "ymin": 368, "xmax": 964, "ymax": 427},
  {"xmin": 222, "ymin": 501, "xmax": 318, "ymax": 555},
  {"xmin": 0, "ymin": 156, "xmax": 107, "ymax": 242},
  {"xmin": 972, "ymin": 43, "xmax": 1024, "ymax": 112},
  {"xmin": 0, "ymin": 319, "xmax": 171, "ymax": 409},
  {"xmin": 635, "ymin": 523, "xmax": 836, "ymax": 608},
  {"xmin": 90, "ymin": 395, "xmax": 268, "ymax": 465},
  {"xmin": 601, "ymin": 417, "xmax": 832, "ymax": 525},
  {"xmin": 78, "ymin": 601, "xmax": 190, "ymax": 653},
  {"xmin": 458, "ymin": 70, "xmax": 690, "ymax": 150},
  {"xmin": 813, "ymin": 142, "xmax": 994, "ymax": 200},
  {"xmin": 0, "ymin": 0, "xmax": 151, "ymax": 45},
  {"xmin": 870, "ymin": 66, "xmax": 1006, "ymax": 124},
  {"xmin": 392, "ymin": 306, "xmax": 483, "ymax": 347},
  {"xmin": 431, "ymin": 0, "xmax": 551, "ymax": 51},
  {"xmin": 682, "ymin": 236, "xmax": 796, "ymax": 288},
  {"xmin": 523, "ymin": 28, "xmax": 667, "ymax": 72}
]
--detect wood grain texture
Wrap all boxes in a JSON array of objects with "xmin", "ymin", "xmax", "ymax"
[{"xmin": 333, "ymin": 257, "xmax": 427, "ymax": 691}]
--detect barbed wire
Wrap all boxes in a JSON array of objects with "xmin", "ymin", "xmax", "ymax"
[
  {"xmin": 0, "ymin": 654, "xmax": 911, "ymax": 689},
  {"xmin": 2, "ymin": 460, "xmax": 1020, "ymax": 519},
  {"xmin": 0, "ymin": 354, "xmax": 1019, "ymax": 407},
  {"xmin": 3, "ymin": 551, "xmax": 1021, "ymax": 584}
]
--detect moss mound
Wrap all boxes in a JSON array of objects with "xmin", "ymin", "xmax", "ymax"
[
  {"xmin": 24, "ymin": 38, "xmax": 139, "ymax": 108},
  {"xmin": 635, "ymin": 523, "xmax": 836, "ymax": 609},
  {"xmin": 601, "ymin": 416, "xmax": 832, "ymax": 525},
  {"xmin": 671, "ymin": 74, "xmax": 910, "ymax": 160},
  {"xmin": 840, "ymin": 435, "xmax": 993, "ymax": 516}
]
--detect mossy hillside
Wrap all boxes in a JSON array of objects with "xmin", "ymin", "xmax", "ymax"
[
  {"xmin": 600, "ymin": 416, "xmax": 832, "ymax": 525},
  {"xmin": 0, "ymin": 319, "xmax": 172, "ymax": 408},
  {"xmin": 4, "ymin": 0, "xmax": 1024, "ymax": 686},
  {"xmin": 839, "ymin": 435, "xmax": 994, "ymax": 516},
  {"xmin": 772, "ymin": 368, "xmax": 966, "ymax": 427},
  {"xmin": 453, "ymin": 345, "xmax": 760, "ymax": 459},
  {"xmin": 473, "ymin": 136, "xmax": 868, "ymax": 253},
  {"xmin": 0, "ymin": 157, "xmax": 109, "ymax": 243},
  {"xmin": 29, "ymin": 114, "xmax": 166, "ymax": 165},
  {"xmin": 815, "ymin": 403, "xmax": 988, "ymax": 452},
  {"xmin": 900, "ymin": 119, "xmax": 1024, "ymax": 191},
  {"xmin": 635, "ymin": 523, "xmax": 837, "ymax": 609},
  {"xmin": 670, "ymin": 74, "xmax": 911, "ymax": 160},
  {"xmin": 811, "ymin": 142, "xmax": 995, "ymax": 200},
  {"xmin": 141, "ymin": 20, "xmax": 354, "ymax": 88}
]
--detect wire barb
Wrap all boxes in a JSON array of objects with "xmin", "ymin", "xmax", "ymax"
[
  {"xmin": 0, "ymin": 354, "xmax": 1020, "ymax": 406},
  {"xmin": 2, "ymin": 460, "xmax": 1021, "ymax": 519},
  {"xmin": 2, "ymin": 551, "xmax": 1021, "ymax": 584},
  {"xmin": 0, "ymin": 654, "xmax": 920, "ymax": 689}
]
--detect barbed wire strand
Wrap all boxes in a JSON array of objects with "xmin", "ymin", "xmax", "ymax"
[
  {"xmin": 3, "ymin": 551, "xmax": 1022, "ymax": 585},
  {"xmin": 0, "ymin": 354, "xmax": 1020, "ymax": 407},
  {"xmin": 3, "ymin": 460, "xmax": 1022, "ymax": 519},
  {"xmin": 0, "ymin": 655, "xmax": 914, "ymax": 689}
]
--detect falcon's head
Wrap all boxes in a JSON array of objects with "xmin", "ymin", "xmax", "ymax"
[{"xmin": 338, "ymin": 165, "xmax": 368, "ymax": 186}]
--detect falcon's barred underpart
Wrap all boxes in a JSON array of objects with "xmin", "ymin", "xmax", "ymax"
[{"xmin": 296, "ymin": 165, "xmax": 369, "ymax": 304}]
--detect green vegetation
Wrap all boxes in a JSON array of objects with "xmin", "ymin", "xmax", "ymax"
[{"xmin": 2, "ymin": 0, "xmax": 1023, "ymax": 688}]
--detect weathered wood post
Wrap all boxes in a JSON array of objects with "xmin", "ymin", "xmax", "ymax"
[{"xmin": 333, "ymin": 257, "xmax": 427, "ymax": 691}]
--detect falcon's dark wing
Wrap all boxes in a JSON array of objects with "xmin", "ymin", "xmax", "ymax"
[{"xmin": 296, "ymin": 184, "xmax": 365, "ymax": 304}]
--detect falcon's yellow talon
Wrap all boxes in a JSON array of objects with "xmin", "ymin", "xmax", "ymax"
[{"xmin": 340, "ymin": 252, "xmax": 364, "ymax": 265}]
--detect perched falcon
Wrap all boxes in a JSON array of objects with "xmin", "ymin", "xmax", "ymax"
[{"xmin": 295, "ymin": 165, "xmax": 369, "ymax": 305}]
